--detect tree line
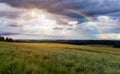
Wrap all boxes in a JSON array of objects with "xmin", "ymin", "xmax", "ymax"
[
  {"xmin": 15, "ymin": 40, "xmax": 120, "ymax": 48},
  {"xmin": 1, "ymin": 36, "xmax": 120, "ymax": 48},
  {"xmin": 0, "ymin": 36, "xmax": 13, "ymax": 42}
]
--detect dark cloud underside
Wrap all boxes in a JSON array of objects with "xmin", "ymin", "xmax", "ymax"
[{"xmin": 1, "ymin": 0, "xmax": 120, "ymax": 16}]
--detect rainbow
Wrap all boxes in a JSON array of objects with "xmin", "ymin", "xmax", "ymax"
[{"xmin": 65, "ymin": 8, "xmax": 102, "ymax": 34}]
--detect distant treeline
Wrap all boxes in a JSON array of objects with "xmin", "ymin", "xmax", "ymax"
[
  {"xmin": 1, "ymin": 36, "xmax": 120, "ymax": 48},
  {"xmin": 14, "ymin": 40, "xmax": 120, "ymax": 48},
  {"xmin": 0, "ymin": 36, "xmax": 13, "ymax": 42}
]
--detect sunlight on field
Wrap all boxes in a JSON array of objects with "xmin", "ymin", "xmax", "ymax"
[{"xmin": 0, "ymin": 42, "xmax": 120, "ymax": 74}]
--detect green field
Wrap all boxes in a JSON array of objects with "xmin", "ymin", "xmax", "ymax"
[{"xmin": 0, "ymin": 42, "xmax": 120, "ymax": 74}]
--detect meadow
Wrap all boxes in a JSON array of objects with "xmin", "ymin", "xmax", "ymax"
[{"xmin": 0, "ymin": 42, "xmax": 120, "ymax": 74}]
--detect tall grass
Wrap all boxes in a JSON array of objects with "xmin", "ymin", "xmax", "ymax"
[{"xmin": 0, "ymin": 42, "xmax": 120, "ymax": 74}]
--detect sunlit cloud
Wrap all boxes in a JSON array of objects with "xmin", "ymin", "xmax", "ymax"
[{"xmin": 98, "ymin": 33, "xmax": 120, "ymax": 40}]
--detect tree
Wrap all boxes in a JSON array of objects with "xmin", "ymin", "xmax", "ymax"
[
  {"xmin": 113, "ymin": 42, "xmax": 120, "ymax": 48},
  {"xmin": 0, "ymin": 36, "xmax": 5, "ymax": 41},
  {"xmin": 6, "ymin": 37, "xmax": 13, "ymax": 42}
]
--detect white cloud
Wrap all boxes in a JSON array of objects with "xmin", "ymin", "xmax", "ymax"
[
  {"xmin": 95, "ymin": 16, "xmax": 120, "ymax": 40},
  {"xmin": 98, "ymin": 33, "xmax": 120, "ymax": 40},
  {"xmin": 97, "ymin": 16, "xmax": 119, "ymax": 25},
  {"xmin": 96, "ymin": 16, "xmax": 120, "ymax": 33}
]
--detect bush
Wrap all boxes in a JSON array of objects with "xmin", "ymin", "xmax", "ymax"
[{"xmin": 113, "ymin": 42, "xmax": 120, "ymax": 48}]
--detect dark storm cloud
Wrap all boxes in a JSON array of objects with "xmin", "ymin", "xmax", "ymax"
[
  {"xmin": 0, "ymin": 11, "xmax": 20, "ymax": 19},
  {"xmin": 7, "ymin": 23, "xmax": 21, "ymax": 27},
  {"xmin": 0, "ymin": 0, "xmax": 64, "ymax": 13},
  {"xmin": 1, "ymin": 0, "xmax": 120, "ymax": 16},
  {"xmin": 53, "ymin": 27, "xmax": 64, "ymax": 30},
  {"xmin": 0, "ymin": 32, "xmax": 19, "ymax": 35}
]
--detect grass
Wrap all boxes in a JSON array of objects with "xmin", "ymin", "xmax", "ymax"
[{"xmin": 0, "ymin": 42, "xmax": 120, "ymax": 74}]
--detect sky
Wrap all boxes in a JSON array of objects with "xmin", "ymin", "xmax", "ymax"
[{"xmin": 0, "ymin": 0, "xmax": 120, "ymax": 40}]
